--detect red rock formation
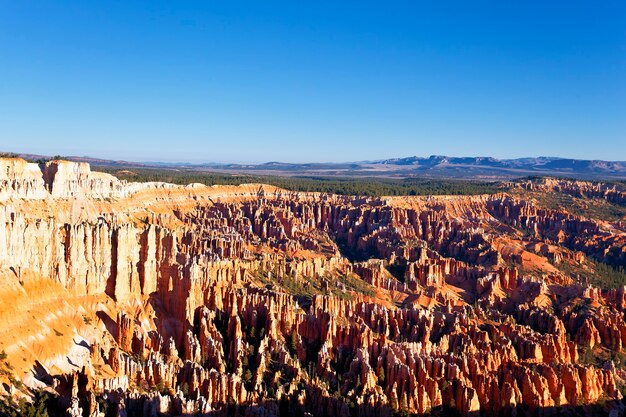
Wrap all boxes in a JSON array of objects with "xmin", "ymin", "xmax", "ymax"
[{"xmin": 0, "ymin": 158, "xmax": 624, "ymax": 416}]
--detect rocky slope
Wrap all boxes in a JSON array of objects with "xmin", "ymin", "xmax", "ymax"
[{"xmin": 0, "ymin": 158, "xmax": 625, "ymax": 416}]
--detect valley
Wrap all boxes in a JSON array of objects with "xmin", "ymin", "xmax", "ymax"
[{"xmin": 0, "ymin": 158, "xmax": 625, "ymax": 416}]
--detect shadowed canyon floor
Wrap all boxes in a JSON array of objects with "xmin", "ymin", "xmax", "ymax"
[{"xmin": 1, "ymin": 158, "xmax": 626, "ymax": 416}]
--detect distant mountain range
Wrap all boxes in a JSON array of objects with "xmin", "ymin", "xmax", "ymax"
[
  {"xmin": 370, "ymin": 155, "xmax": 626, "ymax": 178},
  {"xmin": 10, "ymin": 152, "xmax": 626, "ymax": 180}
]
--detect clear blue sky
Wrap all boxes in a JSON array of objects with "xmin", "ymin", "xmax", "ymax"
[{"xmin": 1, "ymin": 1, "xmax": 624, "ymax": 163}]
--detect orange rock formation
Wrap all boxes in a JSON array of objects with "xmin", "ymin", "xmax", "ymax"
[{"xmin": 0, "ymin": 158, "xmax": 625, "ymax": 416}]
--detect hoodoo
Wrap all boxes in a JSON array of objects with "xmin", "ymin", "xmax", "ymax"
[{"xmin": 0, "ymin": 158, "xmax": 625, "ymax": 416}]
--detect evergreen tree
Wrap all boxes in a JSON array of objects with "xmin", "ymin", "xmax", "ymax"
[
  {"xmin": 290, "ymin": 330, "xmax": 299, "ymax": 352},
  {"xmin": 244, "ymin": 369, "xmax": 253, "ymax": 384},
  {"xmin": 377, "ymin": 366, "xmax": 385, "ymax": 384}
]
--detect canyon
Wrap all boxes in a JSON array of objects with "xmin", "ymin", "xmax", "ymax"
[{"xmin": 1, "ymin": 157, "xmax": 626, "ymax": 416}]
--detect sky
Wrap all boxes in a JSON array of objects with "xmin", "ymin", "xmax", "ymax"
[{"xmin": 0, "ymin": 1, "xmax": 625, "ymax": 163}]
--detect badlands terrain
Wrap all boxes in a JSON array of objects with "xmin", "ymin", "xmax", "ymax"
[{"xmin": 0, "ymin": 157, "xmax": 626, "ymax": 416}]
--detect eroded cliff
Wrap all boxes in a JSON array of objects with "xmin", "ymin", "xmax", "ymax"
[{"xmin": 0, "ymin": 158, "xmax": 625, "ymax": 417}]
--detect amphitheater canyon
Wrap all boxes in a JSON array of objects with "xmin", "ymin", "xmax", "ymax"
[{"xmin": 1, "ymin": 157, "xmax": 626, "ymax": 417}]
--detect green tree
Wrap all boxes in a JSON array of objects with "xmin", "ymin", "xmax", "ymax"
[
  {"xmin": 0, "ymin": 390, "xmax": 50, "ymax": 417},
  {"xmin": 290, "ymin": 330, "xmax": 299, "ymax": 352},
  {"xmin": 377, "ymin": 367, "xmax": 385, "ymax": 384}
]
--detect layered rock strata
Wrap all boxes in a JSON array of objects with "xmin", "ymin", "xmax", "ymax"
[{"xmin": 0, "ymin": 158, "xmax": 625, "ymax": 416}]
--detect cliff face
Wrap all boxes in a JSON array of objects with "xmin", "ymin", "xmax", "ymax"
[
  {"xmin": 512, "ymin": 177, "xmax": 626, "ymax": 206},
  {"xmin": 0, "ymin": 158, "xmax": 625, "ymax": 417}
]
